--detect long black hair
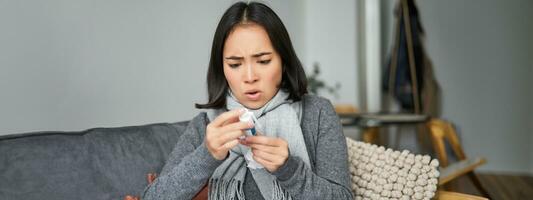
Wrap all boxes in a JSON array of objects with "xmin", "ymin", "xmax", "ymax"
[{"xmin": 195, "ymin": 1, "xmax": 307, "ymax": 109}]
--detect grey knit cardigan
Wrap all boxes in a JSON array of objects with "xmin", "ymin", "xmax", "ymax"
[{"xmin": 142, "ymin": 95, "xmax": 354, "ymax": 200}]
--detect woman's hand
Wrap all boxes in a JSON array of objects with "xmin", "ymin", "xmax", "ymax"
[
  {"xmin": 206, "ymin": 109, "xmax": 252, "ymax": 160},
  {"xmin": 242, "ymin": 135, "xmax": 289, "ymax": 173}
]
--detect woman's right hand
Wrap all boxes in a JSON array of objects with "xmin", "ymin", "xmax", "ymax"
[{"xmin": 205, "ymin": 109, "xmax": 252, "ymax": 160}]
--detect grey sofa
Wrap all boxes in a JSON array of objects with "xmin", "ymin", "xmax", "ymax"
[{"xmin": 0, "ymin": 121, "xmax": 189, "ymax": 200}]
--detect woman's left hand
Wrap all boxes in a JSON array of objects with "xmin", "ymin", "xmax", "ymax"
[{"xmin": 241, "ymin": 134, "xmax": 289, "ymax": 173}]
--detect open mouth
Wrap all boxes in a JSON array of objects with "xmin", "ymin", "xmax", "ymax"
[{"xmin": 244, "ymin": 90, "xmax": 261, "ymax": 100}]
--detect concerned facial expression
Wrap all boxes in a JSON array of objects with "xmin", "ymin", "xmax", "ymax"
[{"xmin": 223, "ymin": 23, "xmax": 283, "ymax": 109}]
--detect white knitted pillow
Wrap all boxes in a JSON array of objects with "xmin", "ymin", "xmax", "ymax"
[{"xmin": 346, "ymin": 137, "xmax": 440, "ymax": 200}]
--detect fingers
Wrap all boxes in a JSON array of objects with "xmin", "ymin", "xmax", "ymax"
[
  {"xmin": 244, "ymin": 136, "xmax": 289, "ymax": 158},
  {"xmin": 216, "ymin": 130, "xmax": 245, "ymax": 146},
  {"xmin": 243, "ymin": 135, "xmax": 289, "ymax": 172},
  {"xmin": 252, "ymin": 149, "xmax": 284, "ymax": 163},
  {"xmin": 253, "ymin": 153, "xmax": 277, "ymax": 166},
  {"xmin": 220, "ymin": 139, "xmax": 240, "ymax": 151},
  {"xmin": 210, "ymin": 108, "xmax": 245, "ymax": 127},
  {"xmin": 252, "ymin": 151, "xmax": 286, "ymax": 173},
  {"xmin": 219, "ymin": 121, "xmax": 253, "ymax": 134},
  {"xmin": 248, "ymin": 144, "xmax": 281, "ymax": 155},
  {"xmin": 222, "ymin": 116, "xmax": 239, "ymax": 126},
  {"xmin": 245, "ymin": 135, "xmax": 285, "ymax": 147}
]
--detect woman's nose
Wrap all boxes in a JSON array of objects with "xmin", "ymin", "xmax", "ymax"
[{"xmin": 244, "ymin": 63, "xmax": 258, "ymax": 83}]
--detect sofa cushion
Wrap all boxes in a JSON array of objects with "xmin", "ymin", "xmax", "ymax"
[{"xmin": 0, "ymin": 121, "xmax": 189, "ymax": 200}]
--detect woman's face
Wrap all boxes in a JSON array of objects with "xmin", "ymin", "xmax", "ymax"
[{"xmin": 223, "ymin": 23, "xmax": 283, "ymax": 109}]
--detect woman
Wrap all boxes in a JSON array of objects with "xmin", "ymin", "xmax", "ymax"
[{"xmin": 142, "ymin": 2, "xmax": 353, "ymax": 199}]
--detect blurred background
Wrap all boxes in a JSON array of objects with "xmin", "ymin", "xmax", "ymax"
[{"xmin": 1, "ymin": 0, "xmax": 532, "ymax": 195}]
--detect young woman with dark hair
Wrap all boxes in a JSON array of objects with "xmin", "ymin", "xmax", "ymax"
[{"xmin": 141, "ymin": 2, "xmax": 353, "ymax": 199}]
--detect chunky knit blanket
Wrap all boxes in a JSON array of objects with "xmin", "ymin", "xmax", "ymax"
[{"xmin": 346, "ymin": 137, "xmax": 440, "ymax": 200}]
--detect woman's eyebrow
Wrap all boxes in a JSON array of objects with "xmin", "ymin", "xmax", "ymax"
[
  {"xmin": 225, "ymin": 52, "xmax": 272, "ymax": 60},
  {"xmin": 252, "ymin": 52, "xmax": 272, "ymax": 58},
  {"xmin": 225, "ymin": 56, "xmax": 243, "ymax": 60}
]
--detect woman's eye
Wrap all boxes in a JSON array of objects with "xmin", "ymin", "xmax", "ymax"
[
  {"xmin": 258, "ymin": 60, "xmax": 271, "ymax": 65},
  {"xmin": 229, "ymin": 63, "xmax": 241, "ymax": 68}
]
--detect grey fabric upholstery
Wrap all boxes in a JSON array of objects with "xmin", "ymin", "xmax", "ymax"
[{"xmin": 0, "ymin": 121, "xmax": 189, "ymax": 200}]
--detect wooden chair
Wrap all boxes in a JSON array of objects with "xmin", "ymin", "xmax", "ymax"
[
  {"xmin": 334, "ymin": 104, "xmax": 382, "ymax": 144},
  {"xmin": 435, "ymin": 191, "xmax": 489, "ymax": 200},
  {"xmin": 427, "ymin": 119, "xmax": 491, "ymax": 198},
  {"xmin": 334, "ymin": 104, "xmax": 358, "ymax": 114}
]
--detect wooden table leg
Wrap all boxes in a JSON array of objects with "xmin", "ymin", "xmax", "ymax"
[{"xmin": 363, "ymin": 127, "xmax": 380, "ymax": 144}]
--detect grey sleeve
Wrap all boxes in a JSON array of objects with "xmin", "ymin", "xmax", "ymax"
[
  {"xmin": 142, "ymin": 113, "xmax": 223, "ymax": 200},
  {"xmin": 272, "ymin": 99, "xmax": 354, "ymax": 200}
]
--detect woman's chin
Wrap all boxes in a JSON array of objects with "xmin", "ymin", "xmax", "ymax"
[{"xmin": 242, "ymin": 101, "xmax": 266, "ymax": 110}]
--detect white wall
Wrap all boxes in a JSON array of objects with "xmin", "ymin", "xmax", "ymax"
[
  {"xmin": 0, "ymin": 0, "xmax": 307, "ymax": 134},
  {"xmin": 302, "ymin": 0, "xmax": 359, "ymax": 106},
  {"xmin": 415, "ymin": 0, "xmax": 533, "ymax": 173},
  {"xmin": 0, "ymin": 0, "xmax": 359, "ymax": 135}
]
